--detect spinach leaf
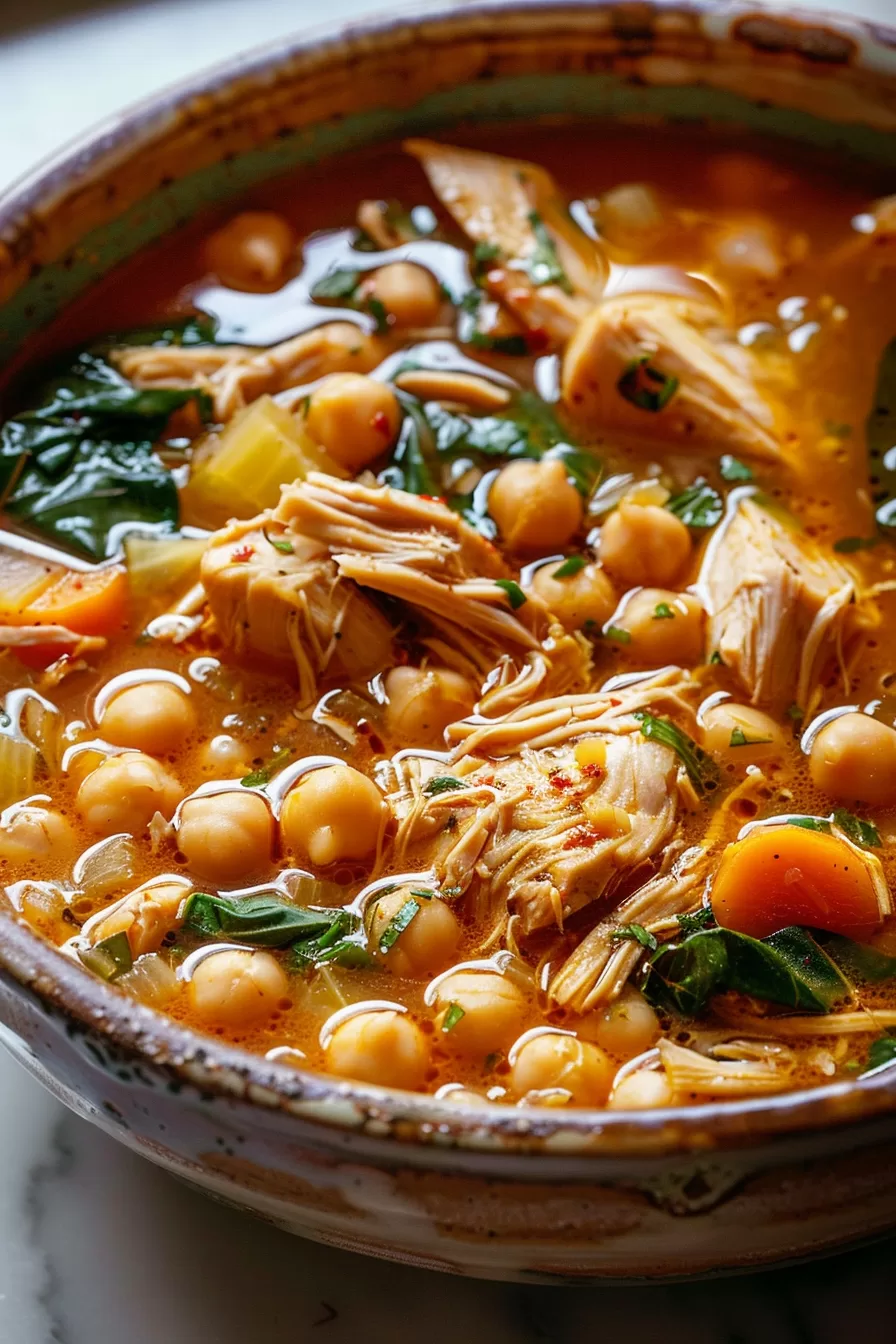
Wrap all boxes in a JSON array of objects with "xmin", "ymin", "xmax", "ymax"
[
  {"xmin": 1, "ymin": 349, "xmax": 209, "ymax": 559},
  {"xmin": 864, "ymin": 1032, "xmax": 896, "ymax": 1074},
  {"xmin": 868, "ymin": 336, "xmax": 896, "ymax": 532},
  {"xmin": 378, "ymin": 393, "xmax": 440, "ymax": 497},
  {"xmin": 665, "ymin": 479, "xmax": 724, "ymax": 529},
  {"xmin": 820, "ymin": 933, "xmax": 896, "ymax": 985},
  {"xmin": 290, "ymin": 909, "xmax": 374, "ymax": 971},
  {"xmin": 832, "ymin": 808, "xmax": 881, "ymax": 849},
  {"xmin": 183, "ymin": 890, "xmax": 339, "ymax": 947},
  {"xmin": 423, "ymin": 775, "xmax": 467, "ymax": 796},
  {"xmin": 643, "ymin": 925, "xmax": 850, "ymax": 1017},
  {"xmin": 633, "ymin": 711, "xmax": 721, "ymax": 797}
]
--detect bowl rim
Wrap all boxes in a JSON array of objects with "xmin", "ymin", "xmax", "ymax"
[{"xmin": 2, "ymin": 0, "xmax": 896, "ymax": 1159}]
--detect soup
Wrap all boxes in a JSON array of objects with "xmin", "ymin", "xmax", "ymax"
[{"xmin": 1, "ymin": 123, "xmax": 895, "ymax": 1110}]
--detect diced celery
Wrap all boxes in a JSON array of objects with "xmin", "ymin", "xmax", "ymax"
[
  {"xmin": 78, "ymin": 931, "xmax": 133, "ymax": 983},
  {"xmin": 0, "ymin": 733, "xmax": 38, "ymax": 810},
  {"xmin": 124, "ymin": 534, "xmax": 209, "ymax": 602},
  {"xmin": 183, "ymin": 395, "xmax": 344, "ymax": 527}
]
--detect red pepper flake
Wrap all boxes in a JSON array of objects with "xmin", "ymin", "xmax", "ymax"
[
  {"xmin": 525, "ymin": 326, "xmax": 550, "ymax": 352},
  {"xmin": 581, "ymin": 763, "xmax": 605, "ymax": 781},
  {"xmin": 231, "ymin": 544, "xmax": 255, "ymax": 563},
  {"xmin": 420, "ymin": 494, "xmax": 446, "ymax": 504},
  {"xmin": 549, "ymin": 771, "xmax": 574, "ymax": 791},
  {"xmin": 371, "ymin": 410, "xmax": 391, "ymax": 435},
  {"xmin": 562, "ymin": 825, "xmax": 600, "ymax": 851}
]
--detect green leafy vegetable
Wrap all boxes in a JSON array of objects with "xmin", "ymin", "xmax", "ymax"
[
  {"xmin": 617, "ymin": 356, "xmax": 679, "ymax": 412},
  {"xmin": 633, "ymin": 711, "xmax": 721, "ymax": 797},
  {"xmin": 610, "ymin": 923, "xmax": 658, "ymax": 952},
  {"xmin": 78, "ymin": 931, "xmax": 133, "ymax": 982},
  {"xmin": 665, "ymin": 479, "xmax": 724, "ymax": 530},
  {"xmin": 0, "ymin": 349, "xmax": 210, "ymax": 559},
  {"xmin": 652, "ymin": 601, "xmax": 674, "ymax": 620},
  {"xmin": 552, "ymin": 555, "xmax": 586, "ymax": 579},
  {"xmin": 290, "ymin": 909, "xmax": 373, "ymax": 971},
  {"xmin": 604, "ymin": 624, "xmax": 632, "ymax": 645},
  {"xmin": 473, "ymin": 240, "xmax": 502, "ymax": 270},
  {"xmin": 183, "ymin": 891, "xmax": 343, "ymax": 948},
  {"xmin": 864, "ymin": 1032, "xmax": 896, "ymax": 1073},
  {"xmin": 867, "ymin": 336, "xmax": 896, "ymax": 532},
  {"xmin": 676, "ymin": 906, "xmax": 715, "ymax": 934},
  {"xmin": 310, "ymin": 268, "xmax": 362, "ymax": 301},
  {"xmin": 240, "ymin": 750, "xmax": 294, "ymax": 789},
  {"xmin": 833, "ymin": 536, "xmax": 880, "ymax": 554},
  {"xmin": 820, "ymin": 933, "xmax": 896, "ymax": 985},
  {"xmin": 832, "ymin": 809, "xmax": 881, "ymax": 849},
  {"xmin": 263, "ymin": 528, "xmax": 294, "ymax": 555},
  {"xmin": 729, "ymin": 727, "xmax": 772, "ymax": 748},
  {"xmin": 643, "ymin": 925, "xmax": 851, "ymax": 1017},
  {"xmin": 378, "ymin": 898, "xmax": 420, "ymax": 954},
  {"xmin": 366, "ymin": 296, "xmax": 390, "ymax": 333},
  {"xmin": 441, "ymin": 1002, "xmax": 466, "ymax": 1033},
  {"xmin": 495, "ymin": 578, "xmax": 527, "ymax": 610},
  {"xmin": 424, "ymin": 776, "xmax": 467, "ymax": 796},
  {"xmin": 526, "ymin": 211, "xmax": 571, "ymax": 292},
  {"xmin": 719, "ymin": 455, "xmax": 753, "ymax": 482}
]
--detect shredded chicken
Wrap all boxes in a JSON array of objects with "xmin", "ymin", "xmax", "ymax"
[
  {"xmin": 697, "ymin": 492, "xmax": 855, "ymax": 708},
  {"xmin": 561, "ymin": 294, "xmax": 784, "ymax": 461},
  {"xmin": 0, "ymin": 625, "xmax": 106, "ymax": 656},
  {"xmin": 657, "ymin": 1039, "xmax": 795, "ymax": 1097},
  {"xmin": 405, "ymin": 140, "xmax": 607, "ymax": 344}
]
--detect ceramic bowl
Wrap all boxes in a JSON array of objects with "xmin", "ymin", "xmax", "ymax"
[{"xmin": 2, "ymin": 0, "xmax": 896, "ymax": 1283}]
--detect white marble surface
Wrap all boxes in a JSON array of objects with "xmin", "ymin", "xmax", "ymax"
[{"xmin": 2, "ymin": 2, "xmax": 896, "ymax": 1341}]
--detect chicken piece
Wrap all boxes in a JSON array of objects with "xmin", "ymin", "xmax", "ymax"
[
  {"xmin": 561, "ymin": 294, "xmax": 783, "ymax": 462},
  {"xmin": 697, "ymin": 493, "xmax": 855, "ymax": 709},
  {"xmin": 114, "ymin": 322, "xmax": 386, "ymax": 422},
  {"xmin": 405, "ymin": 139, "xmax": 607, "ymax": 344},
  {"xmin": 200, "ymin": 516, "xmax": 394, "ymax": 702}
]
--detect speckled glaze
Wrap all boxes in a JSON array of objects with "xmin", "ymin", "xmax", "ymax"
[{"xmin": 2, "ymin": 0, "xmax": 896, "ymax": 1282}]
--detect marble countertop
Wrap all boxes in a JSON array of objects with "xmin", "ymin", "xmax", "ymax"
[{"xmin": 1, "ymin": 2, "xmax": 896, "ymax": 1340}]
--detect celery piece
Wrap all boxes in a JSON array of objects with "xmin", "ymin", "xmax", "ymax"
[
  {"xmin": 0, "ymin": 733, "xmax": 37, "ymax": 810},
  {"xmin": 124, "ymin": 534, "xmax": 209, "ymax": 602}
]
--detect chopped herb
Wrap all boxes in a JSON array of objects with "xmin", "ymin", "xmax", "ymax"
[
  {"xmin": 441, "ymin": 1002, "xmax": 466, "ymax": 1033},
  {"xmin": 264, "ymin": 528, "xmax": 294, "ymax": 555},
  {"xmin": 78, "ymin": 931, "xmax": 133, "ymax": 982},
  {"xmin": 240, "ymin": 749, "xmax": 294, "ymax": 788},
  {"xmin": 552, "ymin": 555, "xmax": 586, "ymax": 579},
  {"xmin": 633, "ymin": 711, "xmax": 721, "ymax": 797},
  {"xmin": 676, "ymin": 906, "xmax": 715, "ymax": 934},
  {"xmin": 786, "ymin": 703, "xmax": 805, "ymax": 722},
  {"xmin": 729, "ymin": 726, "xmax": 773, "ymax": 747},
  {"xmin": 495, "ymin": 578, "xmax": 527, "ymax": 610},
  {"xmin": 468, "ymin": 330, "xmax": 530, "ymax": 357},
  {"xmin": 424, "ymin": 776, "xmax": 467, "ymax": 796},
  {"xmin": 834, "ymin": 535, "xmax": 880, "ymax": 553},
  {"xmin": 617, "ymin": 355, "xmax": 679, "ymax": 413},
  {"xmin": 652, "ymin": 601, "xmax": 675, "ymax": 620},
  {"xmin": 310, "ymin": 268, "xmax": 361, "ymax": 301},
  {"xmin": 526, "ymin": 211, "xmax": 572, "ymax": 292},
  {"xmin": 290, "ymin": 909, "xmax": 374, "ymax": 972},
  {"xmin": 365, "ymin": 296, "xmax": 390, "ymax": 332},
  {"xmin": 441, "ymin": 885, "xmax": 463, "ymax": 900},
  {"xmin": 409, "ymin": 888, "xmax": 435, "ymax": 900},
  {"xmin": 709, "ymin": 650, "xmax": 723, "ymax": 666},
  {"xmin": 473, "ymin": 241, "xmax": 502, "ymax": 275},
  {"xmin": 604, "ymin": 624, "xmax": 632, "ymax": 644},
  {"xmin": 378, "ymin": 898, "xmax": 420, "ymax": 954},
  {"xmin": 610, "ymin": 923, "xmax": 658, "ymax": 952},
  {"xmin": 864, "ymin": 1032, "xmax": 896, "ymax": 1074},
  {"xmin": 183, "ymin": 891, "xmax": 344, "ymax": 948},
  {"xmin": 665, "ymin": 479, "xmax": 724, "ymax": 529},
  {"xmin": 832, "ymin": 808, "xmax": 881, "ymax": 849},
  {"xmin": 719, "ymin": 455, "xmax": 754, "ymax": 482}
]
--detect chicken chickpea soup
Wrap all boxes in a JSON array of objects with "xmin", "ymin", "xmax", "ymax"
[{"xmin": 2, "ymin": 125, "xmax": 896, "ymax": 1110}]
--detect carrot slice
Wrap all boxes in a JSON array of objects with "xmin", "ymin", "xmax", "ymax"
[
  {"xmin": 23, "ymin": 566, "xmax": 128, "ymax": 637},
  {"xmin": 712, "ymin": 824, "xmax": 886, "ymax": 942}
]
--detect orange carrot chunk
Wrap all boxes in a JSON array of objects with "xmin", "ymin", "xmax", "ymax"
[
  {"xmin": 23, "ymin": 566, "xmax": 128, "ymax": 637},
  {"xmin": 711, "ymin": 824, "xmax": 886, "ymax": 942}
]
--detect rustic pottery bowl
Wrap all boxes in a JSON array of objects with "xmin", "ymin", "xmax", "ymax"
[{"xmin": 1, "ymin": 0, "xmax": 896, "ymax": 1283}]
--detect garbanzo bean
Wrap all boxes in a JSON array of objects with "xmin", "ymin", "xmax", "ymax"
[
  {"xmin": 76, "ymin": 752, "xmax": 184, "ymax": 836},
  {"xmin": 99, "ymin": 681, "xmax": 196, "ymax": 756},
  {"xmin": 369, "ymin": 887, "xmax": 461, "ymax": 978},
  {"xmin": 325, "ymin": 1008, "xmax": 430, "ymax": 1090},
  {"xmin": 305, "ymin": 373, "xmax": 401, "ymax": 470},
  {"xmin": 177, "ymin": 790, "xmax": 273, "ymax": 884},
  {"xmin": 528, "ymin": 560, "xmax": 616, "ymax": 633},
  {"xmin": 280, "ymin": 764, "xmax": 386, "ymax": 867},
  {"xmin": 809, "ymin": 711, "xmax": 896, "ymax": 807},
  {"xmin": 189, "ymin": 949, "xmax": 288, "ymax": 1027},
  {"xmin": 702, "ymin": 701, "xmax": 787, "ymax": 766},
  {"xmin": 203, "ymin": 211, "xmax": 296, "ymax": 290},
  {"xmin": 598, "ymin": 502, "xmax": 692, "ymax": 588},
  {"xmin": 510, "ymin": 1032, "xmax": 614, "ymax": 1105},
  {"xmin": 611, "ymin": 588, "xmax": 704, "ymax": 665},
  {"xmin": 197, "ymin": 734, "xmax": 253, "ymax": 777},
  {"xmin": 488, "ymin": 459, "xmax": 582, "ymax": 552},
  {"xmin": 0, "ymin": 806, "xmax": 74, "ymax": 864},
  {"xmin": 431, "ymin": 970, "xmax": 527, "ymax": 1056},
  {"xmin": 577, "ymin": 986, "xmax": 660, "ymax": 1061},
  {"xmin": 359, "ymin": 262, "xmax": 442, "ymax": 327},
  {"xmin": 608, "ymin": 1069, "xmax": 674, "ymax": 1109},
  {"xmin": 383, "ymin": 666, "xmax": 475, "ymax": 745}
]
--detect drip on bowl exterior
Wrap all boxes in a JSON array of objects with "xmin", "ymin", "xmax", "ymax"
[{"xmin": 2, "ymin": 0, "xmax": 896, "ymax": 1282}]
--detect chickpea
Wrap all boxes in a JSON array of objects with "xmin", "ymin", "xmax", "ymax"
[
  {"xmin": 280, "ymin": 764, "xmax": 386, "ymax": 867},
  {"xmin": 358, "ymin": 262, "xmax": 442, "ymax": 328},
  {"xmin": 369, "ymin": 887, "xmax": 461, "ymax": 978},
  {"xmin": 438, "ymin": 1087, "xmax": 489, "ymax": 1106},
  {"xmin": 598, "ymin": 502, "xmax": 692, "ymax": 588},
  {"xmin": 90, "ymin": 879, "xmax": 190, "ymax": 958},
  {"xmin": 76, "ymin": 752, "xmax": 184, "ymax": 836},
  {"xmin": 612, "ymin": 588, "xmax": 704, "ymax": 665},
  {"xmin": 577, "ymin": 986, "xmax": 660, "ymax": 1061},
  {"xmin": 431, "ymin": 970, "xmax": 527, "ymax": 1057},
  {"xmin": 383, "ymin": 666, "xmax": 475, "ymax": 745},
  {"xmin": 609, "ymin": 1068, "xmax": 674, "ymax": 1110},
  {"xmin": 305, "ymin": 373, "xmax": 401, "ymax": 471},
  {"xmin": 528, "ymin": 560, "xmax": 616, "ymax": 633},
  {"xmin": 203, "ymin": 211, "xmax": 296, "ymax": 290},
  {"xmin": 178, "ymin": 790, "xmax": 273, "ymax": 884},
  {"xmin": 488, "ymin": 458, "xmax": 583, "ymax": 553},
  {"xmin": 510, "ymin": 1032, "xmax": 613, "ymax": 1105},
  {"xmin": 809, "ymin": 712, "xmax": 896, "ymax": 808},
  {"xmin": 189, "ymin": 949, "xmax": 288, "ymax": 1028},
  {"xmin": 99, "ymin": 681, "xmax": 196, "ymax": 757},
  {"xmin": 325, "ymin": 1008, "xmax": 429, "ymax": 1090},
  {"xmin": 198, "ymin": 733, "xmax": 253, "ymax": 777},
  {"xmin": 702, "ymin": 701, "xmax": 786, "ymax": 766},
  {"xmin": 0, "ymin": 806, "xmax": 74, "ymax": 864}
]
